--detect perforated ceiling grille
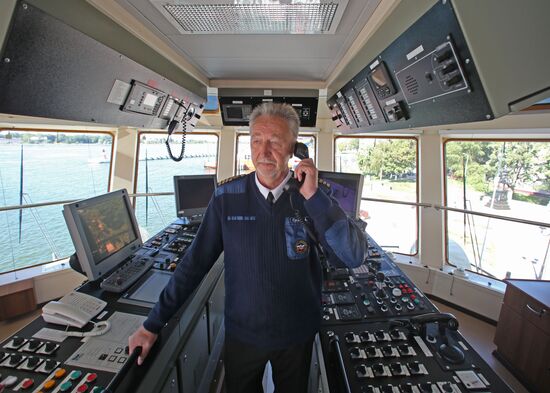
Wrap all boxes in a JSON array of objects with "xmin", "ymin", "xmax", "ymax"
[{"xmin": 153, "ymin": 1, "xmax": 347, "ymax": 34}]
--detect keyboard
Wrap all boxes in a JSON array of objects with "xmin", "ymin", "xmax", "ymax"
[{"xmin": 100, "ymin": 257, "xmax": 154, "ymax": 293}]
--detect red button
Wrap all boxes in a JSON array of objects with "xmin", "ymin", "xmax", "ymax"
[
  {"xmin": 410, "ymin": 295, "xmax": 416, "ymax": 300},
  {"xmin": 86, "ymin": 374, "xmax": 97, "ymax": 383},
  {"xmin": 77, "ymin": 384, "xmax": 88, "ymax": 392},
  {"xmin": 21, "ymin": 379, "xmax": 34, "ymax": 390},
  {"xmin": 407, "ymin": 289, "xmax": 413, "ymax": 293}
]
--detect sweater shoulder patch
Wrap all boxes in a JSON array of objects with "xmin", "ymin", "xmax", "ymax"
[{"xmin": 216, "ymin": 174, "xmax": 247, "ymax": 196}]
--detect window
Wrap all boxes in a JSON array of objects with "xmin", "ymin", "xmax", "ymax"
[
  {"xmin": 134, "ymin": 132, "xmax": 219, "ymax": 237},
  {"xmin": 444, "ymin": 139, "xmax": 550, "ymax": 280},
  {"xmin": 335, "ymin": 136, "xmax": 418, "ymax": 255},
  {"xmin": 235, "ymin": 133, "xmax": 316, "ymax": 175},
  {"xmin": 0, "ymin": 130, "xmax": 113, "ymax": 274}
]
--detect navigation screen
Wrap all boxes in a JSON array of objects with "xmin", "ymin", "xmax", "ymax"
[
  {"xmin": 78, "ymin": 198, "xmax": 137, "ymax": 265},
  {"xmin": 319, "ymin": 173, "xmax": 360, "ymax": 218},
  {"xmin": 177, "ymin": 177, "xmax": 215, "ymax": 214}
]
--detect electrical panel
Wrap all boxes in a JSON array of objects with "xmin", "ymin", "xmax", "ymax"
[
  {"xmin": 219, "ymin": 95, "xmax": 318, "ymax": 127},
  {"xmin": 327, "ymin": 1, "xmax": 493, "ymax": 133}
]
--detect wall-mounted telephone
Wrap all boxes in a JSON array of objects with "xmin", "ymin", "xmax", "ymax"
[
  {"xmin": 284, "ymin": 142, "xmax": 310, "ymax": 192},
  {"xmin": 42, "ymin": 292, "xmax": 107, "ymax": 328}
]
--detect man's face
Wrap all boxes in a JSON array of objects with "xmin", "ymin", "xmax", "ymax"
[{"xmin": 251, "ymin": 115, "xmax": 294, "ymax": 185}]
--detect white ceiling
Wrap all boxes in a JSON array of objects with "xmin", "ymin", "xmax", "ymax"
[{"xmin": 110, "ymin": 0, "xmax": 382, "ymax": 82}]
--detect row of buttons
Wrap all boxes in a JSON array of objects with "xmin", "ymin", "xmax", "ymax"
[
  {"xmin": 34, "ymin": 368, "xmax": 102, "ymax": 393},
  {"xmin": 349, "ymin": 344, "xmax": 417, "ymax": 359},
  {"xmin": 3, "ymin": 338, "xmax": 59, "ymax": 355},
  {"xmin": 356, "ymin": 361, "xmax": 428, "ymax": 379},
  {"xmin": 345, "ymin": 329, "xmax": 406, "ymax": 344},
  {"xmin": 362, "ymin": 381, "xmax": 459, "ymax": 393}
]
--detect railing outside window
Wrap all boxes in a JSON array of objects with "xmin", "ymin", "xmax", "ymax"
[
  {"xmin": 0, "ymin": 130, "xmax": 113, "ymax": 274},
  {"xmin": 334, "ymin": 136, "xmax": 418, "ymax": 255},
  {"xmin": 134, "ymin": 132, "xmax": 219, "ymax": 238},
  {"xmin": 444, "ymin": 139, "xmax": 550, "ymax": 280}
]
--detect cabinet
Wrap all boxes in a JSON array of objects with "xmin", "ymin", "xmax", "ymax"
[{"xmin": 494, "ymin": 279, "xmax": 550, "ymax": 393}]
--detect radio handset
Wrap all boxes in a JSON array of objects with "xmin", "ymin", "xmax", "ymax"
[{"xmin": 284, "ymin": 142, "xmax": 310, "ymax": 193}]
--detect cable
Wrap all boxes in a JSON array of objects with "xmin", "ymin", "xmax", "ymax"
[
  {"xmin": 165, "ymin": 101, "xmax": 188, "ymax": 162},
  {"xmin": 64, "ymin": 320, "xmax": 111, "ymax": 338}
]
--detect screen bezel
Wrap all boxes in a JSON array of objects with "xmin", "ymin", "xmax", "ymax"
[
  {"xmin": 318, "ymin": 171, "xmax": 364, "ymax": 219},
  {"xmin": 63, "ymin": 189, "xmax": 142, "ymax": 282},
  {"xmin": 173, "ymin": 174, "xmax": 217, "ymax": 218}
]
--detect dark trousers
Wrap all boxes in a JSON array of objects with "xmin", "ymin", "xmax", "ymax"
[{"xmin": 224, "ymin": 336, "xmax": 314, "ymax": 393}]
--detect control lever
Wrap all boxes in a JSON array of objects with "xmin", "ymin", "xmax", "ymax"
[
  {"xmin": 104, "ymin": 346, "xmax": 142, "ymax": 393},
  {"xmin": 392, "ymin": 313, "xmax": 465, "ymax": 364},
  {"xmin": 328, "ymin": 332, "xmax": 352, "ymax": 393},
  {"xmin": 374, "ymin": 271, "xmax": 386, "ymax": 298}
]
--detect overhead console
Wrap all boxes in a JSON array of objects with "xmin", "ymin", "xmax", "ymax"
[
  {"xmin": 328, "ymin": 0, "xmax": 550, "ymax": 133},
  {"xmin": 0, "ymin": 0, "xmax": 205, "ymax": 128},
  {"xmin": 218, "ymin": 88, "xmax": 318, "ymax": 127}
]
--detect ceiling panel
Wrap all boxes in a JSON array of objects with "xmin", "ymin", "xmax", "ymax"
[
  {"xmin": 197, "ymin": 57, "xmax": 334, "ymax": 80},
  {"xmin": 113, "ymin": 0, "xmax": 382, "ymax": 81}
]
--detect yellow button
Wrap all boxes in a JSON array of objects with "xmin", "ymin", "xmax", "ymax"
[
  {"xmin": 43, "ymin": 380, "xmax": 56, "ymax": 390},
  {"xmin": 54, "ymin": 369, "xmax": 66, "ymax": 379}
]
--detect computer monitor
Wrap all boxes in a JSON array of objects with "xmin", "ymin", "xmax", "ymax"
[
  {"xmin": 318, "ymin": 171, "xmax": 364, "ymax": 219},
  {"xmin": 63, "ymin": 189, "xmax": 142, "ymax": 281},
  {"xmin": 174, "ymin": 174, "xmax": 217, "ymax": 219}
]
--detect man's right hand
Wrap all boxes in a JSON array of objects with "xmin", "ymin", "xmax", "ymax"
[{"xmin": 129, "ymin": 325, "xmax": 158, "ymax": 365}]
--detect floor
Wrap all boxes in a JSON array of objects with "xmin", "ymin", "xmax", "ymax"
[{"xmin": 1, "ymin": 304, "xmax": 530, "ymax": 393}]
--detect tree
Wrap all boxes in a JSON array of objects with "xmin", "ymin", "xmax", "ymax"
[
  {"xmin": 358, "ymin": 139, "xmax": 415, "ymax": 179},
  {"xmin": 487, "ymin": 142, "xmax": 542, "ymax": 191}
]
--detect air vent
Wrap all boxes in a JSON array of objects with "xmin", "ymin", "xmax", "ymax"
[
  {"xmin": 151, "ymin": 0, "xmax": 349, "ymax": 34},
  {"xmin": 404, "ymin": 75, "xmax": 419, "ymax": 95}
]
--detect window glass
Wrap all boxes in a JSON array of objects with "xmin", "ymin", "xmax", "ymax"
[
  {"xmin": 236, "ymin": 134, "xmax": 316, "ymax": 175},
  {"xmin": 135, "ymin": 133, "xmax": 219, "ymax": 238},
  {"xmin": 335, "ymin": 136, "xmax": 418, "ymax": 254},
  {"xmin": 444, "ymin": 140, "xmax": 550, "ymax": 280},
  {"xmin": 0, "ymin": 130, "xmax": 113, "ymax": 274}
]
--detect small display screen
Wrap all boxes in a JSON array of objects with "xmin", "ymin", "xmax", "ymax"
[
  {"xmin": 142, "ymin": 93, "xmax": 158, "ymax": 108},
  {"xmin": 77, "ymin": 197, "xmax": 137, "ymax": 265},
  {"xmin": 176, "ymin": 177, "xmax": 216, "ymax": 215},
  {"xmin": 370, "ymin": 67, "xmax": 388, "ymax": 88},
  {"xmin": 318, "ymin": 172, "xmax": 362, "ymax": 218}
]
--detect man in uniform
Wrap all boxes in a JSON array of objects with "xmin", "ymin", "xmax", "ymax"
[{"xmin": 129, "ymin": 102, "xmax": 368, "ymax": 392}]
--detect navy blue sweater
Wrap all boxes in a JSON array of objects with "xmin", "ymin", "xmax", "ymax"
[{"xmin": 144, "ymin": 172, "xmax": 367, "ymax": 349}]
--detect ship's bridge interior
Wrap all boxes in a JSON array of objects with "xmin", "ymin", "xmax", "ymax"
[{"xmin": 0, "ymin": 1, "xmax": 549, "ymax": 393}]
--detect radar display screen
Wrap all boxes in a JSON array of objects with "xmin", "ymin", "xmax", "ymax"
[{"xmin": 77, "ymin": 197, "xmax": 137, "ymax": 265}]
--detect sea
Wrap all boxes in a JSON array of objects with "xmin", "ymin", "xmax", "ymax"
[{"xmin": 0, "ymin": 140, "xmax": 217, "ymax": 273}]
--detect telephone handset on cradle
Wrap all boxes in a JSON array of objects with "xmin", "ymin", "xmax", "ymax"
[
  {"xmin": 42, "ymin": 291, "xmax": 107, "ymax": 328},
  {"xmin": 284, "ymin": 142, "xmax": 310, "ymax": 192}
]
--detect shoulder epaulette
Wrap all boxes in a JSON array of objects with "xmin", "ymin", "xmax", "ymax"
[
  {"xmin": 318, "ymin": 178, "xmax": 331, "ymax": 188},
  {"xmin": 218, "ymin": 174, "xmax": 247, "ymax": 187}
]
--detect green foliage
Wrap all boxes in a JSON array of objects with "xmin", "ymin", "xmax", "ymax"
[{"xmin": 357, "ymin": 139, "xmax": 416, "ymax": 179}]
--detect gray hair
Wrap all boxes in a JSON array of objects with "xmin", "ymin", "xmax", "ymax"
[{"xmin": 249, "ymin": 102, "xmax": 300, "ymax": 140}]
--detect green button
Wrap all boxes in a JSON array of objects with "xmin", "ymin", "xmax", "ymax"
[
  {"xmin": 363, "ymin": 299, "xmax": 370, "ymax": 306},
  {"xmin": 91, "ymin": 387, "xmax": 104, "ymax": 393},
  {"xmin": 401, "ymin": 297, "xmax": 409, "ymax": 303},
  {"xmin": 60, "ymin": 381, "xmax": 73, "ymax": 392},
  {"xmin": 70, "ymin": 370, "xmax": 82, "ymax": 380},
  {"xmin": 414, "ymin": 299, "xmax": 420, "ymax": 304}
]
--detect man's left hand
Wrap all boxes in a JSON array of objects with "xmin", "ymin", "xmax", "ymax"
[{"xmin": 294, "ymin": 158, "xmax": 318, "ymax": 200}]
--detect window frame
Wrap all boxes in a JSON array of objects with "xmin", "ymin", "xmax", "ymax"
[
  {"xmin": 442, "ymin": 137, "xmax": 550, "ymax": 277},
  {"xmin": 133, "ymin": 130, "xmax": 220, "ymax": 199},
  {"xmin": 0, "ymin": 128, "xmax": 115, "ymax": 274},
  {"xmin": 333, "ymin": 135, "xmax": 420, "ymax": 256}
]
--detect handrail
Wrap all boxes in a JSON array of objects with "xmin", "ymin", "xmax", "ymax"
[
  {"xmin": 0, "ymin": 192, "xmax": 174, "ymax": 212},
  {"xmin": 432, "ymin": 204, "xmax": 550, "ymax": 229},
  {"xmin": 361, "ymin": 197, "xmax": 550, "ymax": 228},
  {"xmin": 1, "ymin": 193, "xmax": 548, "ymax": 229}
]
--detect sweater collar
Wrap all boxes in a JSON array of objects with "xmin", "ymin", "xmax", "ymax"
[{"xmin": 255, "ymin": 171, "xmax": 292, "ymax": 203}]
